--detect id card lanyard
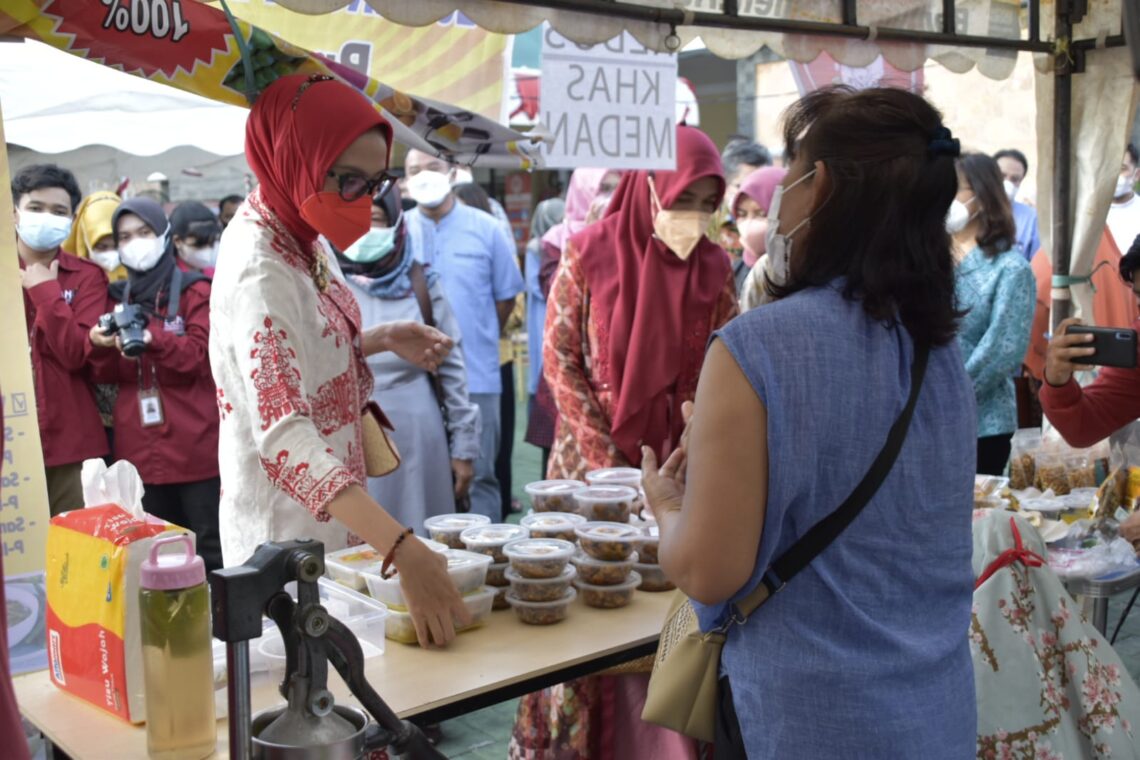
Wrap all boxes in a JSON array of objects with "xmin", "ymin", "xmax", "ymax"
[{"xmin": 137, "ymin": 361, "xmax": 165, "ymax": 427}]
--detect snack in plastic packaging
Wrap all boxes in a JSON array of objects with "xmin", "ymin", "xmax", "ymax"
[
  {"xmin": 636, "ymin": 525, "xmax": 660, "ymax": 564},
  {"xmin": 575, "ymin": 572, "xmax": 642, "ymax": 609},
  {"xmin": 506, "ymin": 588, "xmax": 576, "ymax": 625},
  {"xmin": 503, "ymin": 538, "xmax": 576, "ymax": 579},
  {"xmin": 1008, "ymin": 428, "xmax": 1042, "ymax": 490},
  {"xmin": 1034, "ymin": 449, "xmax": 1071, "ymax": 496},
  {"xmin": 324, "ymin": 540, "xmax": 449, "ymax": 591},
  {"xmin": 519, "ymin": 511, "xmax": 586, "ymax": 541},
  {"xmin": 634, "ymin": 562, "xmax": 675, "ymax": 592},
  {"xmin": 460, "ymin": 523, "xmax": 530, "ymax": 563},
  {"xmin": 1066, "ymin": 451, "xmax": 1097, "ymax": 489},
  {"xmin": 575, "ymin": 522, "xmax": 641, "ymax": 561},
  {"xmin": 424, "ymin": 513, "xmax": 492, "ymax": 549},
  {"xmin": 384, "ymin": 586, "xmax": 495, "ymax": 645},
  {"xmin": 486, "ymin": 561, "xmax": 509, "ymax": 587},
  {"xmin": 506, "ymin": 565, "xmax": 577, "ymax": 602},
  {"xmin": 585, "ymin": 467, "xmax": 642, "ymax": 489},
  {"xmin": 492, "ymin": 585, "xmax": 510, "ymax": 611},
  {"xmin": 575, "ymin": 485, "xmax": 638, "ymax": 523},
  {"xmin": 571, "ymin": 552, "xmax": 637, "ymax": 586},
  {"xmin": 525, "ymin": 480, "xmax": 587, "ymax": 512},
  {"xmin": 362, "ymin": 549, "xmax": 492, "ymax": 609}
]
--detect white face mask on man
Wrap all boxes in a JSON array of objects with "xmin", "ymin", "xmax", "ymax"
[
  {"xmin": 407, "ymin": 170, "xmax": 453, "ymax": 209},
  {"xmin": 1116, "ymin": 174, "xmax": 1135, "ymax": 200},
  {"xmin": 764, "ymin": 169, "xmax": 816, "ymax": 288}
]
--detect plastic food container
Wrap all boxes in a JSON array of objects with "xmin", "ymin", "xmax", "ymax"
[
  {"xmin": 424, "ymin": 513, "xmax": 492, "ymax": 549},
  {"xmin": 575, "ymin": 522, "xmax": 641, "ymax": 561},
  {"xmin": 360, "ymin": 549, "xmax": 492, "ymax": 609},
  {"xmin": 507, "ymin": 588, "xmax": 577, "ymax": 625},
  {"xmin": 324, "ymin": 540, "xmax": 449, "ymax": 591},
  {"xmin": 461, "ymin": 524, "xmax": 530, "ymax": 563},
  {"xmin": 505, "ymin": 565, "xmax": 577, "ymax": 602},
  {"xmin": 575, "ymin": 572, "xmax": 641, "ymax": 609},
  {"xmin": 519, "ymin": 511, "xmax": 587, "ymax": 542},
  {"xmin": 525, "ymin": 480, "xmax": 587, "ymax": 512},
  {"xmin": 492, "ymin": 585, "xmax": 510, "ymax": 611},
  {"xmin": 571, "ymin": 552, "xmax": 638, "ymax": 586},
  {"xmin": 585, "ymin": 467, "xmax": 642, "ymax": 489},
  {"xmin": 635, "ymin": 525, "xmax": 659, "ymax": 564},
  {"xmin": 634, "ymin": 563, "xmax": 674, "ymax": 592},
  {"xmin": 575, "ymin": 485, "xmax": 638, "ymax": 523},
  {"xmin": 486, "ymin": 562, "xmax": 509, "ymax": 587},
  {"xmin": 282, "ymin": 578, "xmax": 389, "ymax": 653},
  {"xmin": 385, "ymin": 585, "xmax": 496, "ymax": 645},
  {"xmin": 503, "ymin": 538, "xmax": 576, "ymax": 579}
]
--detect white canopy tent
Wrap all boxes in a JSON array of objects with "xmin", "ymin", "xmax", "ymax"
[{"xmin": 0, "ymin": 38, "xmax": 248, "ymax": 157}]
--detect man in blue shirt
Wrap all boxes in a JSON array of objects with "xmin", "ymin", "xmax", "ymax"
[
  {"xmin": 404, "ymin": 149, "xmax": 524, "ymax": 520},
  {"xmin": 995, "ymin": 148, "xmax": 1043, "ymax": 261}
]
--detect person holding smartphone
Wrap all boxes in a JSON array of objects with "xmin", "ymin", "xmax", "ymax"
[{"xmin": 1041, "ymin": 240, "xmax": 1140, "ymax": 549}]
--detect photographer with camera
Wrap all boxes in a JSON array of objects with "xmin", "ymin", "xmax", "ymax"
[
  {"xmin": 87, "ymin": 197, "xmax": 221, "ymax": 571},
  {"xmin": 15, "ymin": 164, "xmax": 110, "ymax": 515}
]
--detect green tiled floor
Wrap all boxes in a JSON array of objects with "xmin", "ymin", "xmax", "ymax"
[{"xmin": 435, "ymin": 699, "xmax": 519, "ymax": 758}]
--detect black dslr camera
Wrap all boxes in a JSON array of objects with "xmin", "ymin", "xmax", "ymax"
[{"xmin": 98, "ymin": 304, "xmax": 149, "ymax": 357}]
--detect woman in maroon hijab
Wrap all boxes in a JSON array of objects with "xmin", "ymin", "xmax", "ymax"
[{"xmin": 512, "ymin": 126, "xmax": 738, "ymax": 759}]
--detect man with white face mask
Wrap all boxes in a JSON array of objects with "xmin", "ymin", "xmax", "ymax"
[
  {"xmin": 13, "ymin": 163, "xmax": 110, "ymax": 514},
  {"xmin": 403, "ymin": 148, "xmax": 524, "ymax": 520},
  {"xmin": 1107, "ymin": 143, "xmax": 1140, "ymax": 256},
  {"xmin": 994, "ymin": 148, "xmax": 1042, "ymax": 261}
]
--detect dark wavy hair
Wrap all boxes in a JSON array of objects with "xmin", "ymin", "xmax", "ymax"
[
  {"xmin": 956, "ymin": 153, "xmax": 1016, "ymax": 258},
  {"xmin": 12, "ymin": 163, "xmax": 81, "ymax": 212},
  {"xmin": 769, "ymin": 86, "xmax": 962, "ymax": 347}
]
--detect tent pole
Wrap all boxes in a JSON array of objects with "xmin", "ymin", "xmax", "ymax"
[{"xmin": 1052, "ymin": 0, "xmax": 1075, "ymax": 330}]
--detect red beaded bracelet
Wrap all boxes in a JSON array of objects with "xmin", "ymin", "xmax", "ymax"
[{"xmin": 380, "ymin": 527, "xmax": 415, "ymax": 580}]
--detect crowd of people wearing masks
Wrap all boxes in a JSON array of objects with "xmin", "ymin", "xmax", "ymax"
[{"xmin": 11, "ymin": 74, "xmax": 1140, "ymax": 758}]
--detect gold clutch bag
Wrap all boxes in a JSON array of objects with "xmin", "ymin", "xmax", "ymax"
[{"xmin": 360, "ymin": 401, "xmax": 400, "ymax": 477}]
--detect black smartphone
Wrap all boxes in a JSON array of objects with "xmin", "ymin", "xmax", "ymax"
[{"xmin": 1067, "ymin": 326, "xmax": 1138, "ymax": 369}]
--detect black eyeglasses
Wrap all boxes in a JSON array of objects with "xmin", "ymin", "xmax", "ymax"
[{"xmin": 326, "ymin": 170, "xmax": 396, "ymax": 203}]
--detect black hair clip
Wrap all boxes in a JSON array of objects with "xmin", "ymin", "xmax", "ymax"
[
  {"xmin": 292, "ymin": 74, "xmax": 335, "ymax": 111},
  {"xmin": 928, "ymin": 126, "xmax": 960, "ymax": 159}
]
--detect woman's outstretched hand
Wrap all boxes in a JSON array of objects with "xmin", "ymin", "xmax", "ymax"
[{"xmin": 364, "ymin": 321, "xmax": 454, "ymax": 371}]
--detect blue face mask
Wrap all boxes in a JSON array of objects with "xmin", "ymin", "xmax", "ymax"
[
  {"xmin": 343, "ymin": 226, "xmax": 397, "ymax": 263},
  {"xmin": 17, "ymin": 210, "xmax": 73, "ymax": 252}
]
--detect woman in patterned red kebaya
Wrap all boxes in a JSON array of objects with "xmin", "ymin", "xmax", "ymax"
[
  {"xmin": 209, "ymin": 73, "xmax": 469, "ymax": 648},
  {"xmin": 511, "ymin": 125, "xmax": 739, "ymax": 760}
]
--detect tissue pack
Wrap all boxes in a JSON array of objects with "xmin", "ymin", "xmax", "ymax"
[{"xmin": 45, "ymin": 503, "xmax": 190, "ymax": 723}]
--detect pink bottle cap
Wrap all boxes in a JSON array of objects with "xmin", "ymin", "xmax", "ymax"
[{"xmin": 140, "ymin": 534, "xmax": 205, "ymax": 591}]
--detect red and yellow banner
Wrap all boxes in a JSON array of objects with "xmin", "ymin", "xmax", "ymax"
[
  {"xmin": 222, "ymin": 1, "xmax": 508, "ymax": 120},
  {"xmin": 0, "ymin": 0, "xmax": 538, "ymax": 168}
]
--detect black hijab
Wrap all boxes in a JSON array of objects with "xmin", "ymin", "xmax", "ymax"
[
  {"xmin": 335, "ymin": 186, "xmax": 406, "ymax": 279},
  {"xmin": 108, "ymin": 197, "xmax": 205, "ymax": 316}
]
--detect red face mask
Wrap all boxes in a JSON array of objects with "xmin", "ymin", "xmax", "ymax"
[{"xmin": 299, "ymin": 192, "xmax": 371, "ymax": 251}]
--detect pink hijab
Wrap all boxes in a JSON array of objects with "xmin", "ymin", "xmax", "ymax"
[
  {"xmin": 542, "ymin": 168, "xmax": 614, "ymax": 254},
  {"xmin": 732, "ymin": 166, "xmax": 787, "ymax": 267}
]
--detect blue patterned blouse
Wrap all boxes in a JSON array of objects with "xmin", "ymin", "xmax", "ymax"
[{"xmin": 955, "ymin": 245, "xmax": 1036, "ymax": 437}]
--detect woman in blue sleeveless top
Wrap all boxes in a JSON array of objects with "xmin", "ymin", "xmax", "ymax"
[{"xmin": 644, "ymin": 87, "xmax": 978, "ymax": 759}]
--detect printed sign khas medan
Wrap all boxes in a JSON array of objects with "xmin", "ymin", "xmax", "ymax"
[
  {"xmin": 539, "ymin": 26, "xmax": 677, "ymax": 170},
  {"xmin": 0, "ymin": 0, "xmax": 541, "ymax": 168}
]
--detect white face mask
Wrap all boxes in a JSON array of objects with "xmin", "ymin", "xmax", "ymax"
[
  {"xmin": 945, "ymin": 197, "xmax": 975, "ymax": 234},
  {"xmin": 450, "ymin": 167, "xmax": 474, "ymax": 186},
  {"xmin": 180, "ymin": 242, "xmax": 218, "ymax": 271},
  {"xmin": 1003, "ymin": 179, "xmax": 1018, "ymax": 202},
  {"xmin": 407, "ymin": 170, "xmax": 453, "ymax": 209},
  {"xmin": 1116, "ymin": 174, "xmax": 1134, "ymax": 200},
  {"xmin": 764, "ymin": 169, "xmax": 815, "ymax": 289},
  {"xmin": 16, "ymin": 210, "xmax": 72, "ymax": 252},
  {"xmin": 90, "ymin": 249, "xmax": 121, "ymax": 273},
  {"xmin": 120, "ymin": 235, "xmax": 166, "ymax": 272}
]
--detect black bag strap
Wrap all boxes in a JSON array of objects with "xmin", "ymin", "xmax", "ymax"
[{"xmin": 738, "ymin": 343, "xmax": 931, "ymax": 619}]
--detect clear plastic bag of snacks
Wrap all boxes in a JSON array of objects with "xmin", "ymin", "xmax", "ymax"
[
  {"xmin": 1065, "ymin": 450, "xmax": 1098, "ymax": 490},
  {"xmin": 1034, "ymin": 447, "xmax": 1071, "ymax": 495},
  {"xmin": 1008, "ymin": 428, "xmax": 1041, "ymax": 490}
]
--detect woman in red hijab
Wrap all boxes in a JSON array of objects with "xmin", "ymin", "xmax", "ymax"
[
  {"xmin": 210, "ymin": 73, "xmax": 468, "ymax": 648},
  {"xmin": 512, "ymin": 125, "xmax": 738, "ymax": 759},
  {"xmin": 543, "ymin": 125, "xmax": 739, "ymax": 481}
]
